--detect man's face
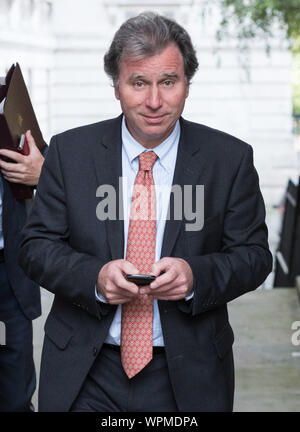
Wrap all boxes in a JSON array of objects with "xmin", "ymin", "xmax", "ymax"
[{"xmin": 115, "ymin": 43, "xmax": 189, "ymax": 148}]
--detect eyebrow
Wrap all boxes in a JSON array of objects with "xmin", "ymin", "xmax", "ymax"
[
  {"xmin": 128, "ymin": 72, "xmax": 179, "ymax": 81},
  {"xmin": 161, "ymin": 73, "xmax": 179, "ymax": 79}
]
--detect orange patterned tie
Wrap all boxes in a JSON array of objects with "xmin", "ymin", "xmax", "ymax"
[{"xmin": 121, "ymin": 151, "xmax": 158, "ymax": 379}]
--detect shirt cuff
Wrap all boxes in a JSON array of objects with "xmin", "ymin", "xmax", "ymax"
[
  {"xmin": 185, "ymin": 291, "xmax": 194, "ymax": 301},
  {"xmin": 95, "ymin": 286, "xmax": 108, "ymax": 303}
]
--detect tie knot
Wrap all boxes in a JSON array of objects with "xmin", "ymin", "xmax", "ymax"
[{"xmin": 138, "ymin": 151, "xmax": 158, "ymax": 172}]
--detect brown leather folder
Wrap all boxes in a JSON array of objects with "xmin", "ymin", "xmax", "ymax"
[{"xmin": 0, "ymin": 63, "xmax": 46, "ymax": 199}]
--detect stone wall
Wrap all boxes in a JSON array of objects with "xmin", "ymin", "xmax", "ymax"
[{"xmin": 0, "ymin": 0, "xmax": 297, "ymax": 209}]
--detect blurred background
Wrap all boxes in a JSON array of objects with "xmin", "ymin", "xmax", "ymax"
[{"xmin": 0, "ymin": 0, "xmax": 300, "ymax": 411}]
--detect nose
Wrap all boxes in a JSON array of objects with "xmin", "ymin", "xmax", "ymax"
[{"xmin": 145, "ymin": 85, "xmax": 162, "ymax": 110}]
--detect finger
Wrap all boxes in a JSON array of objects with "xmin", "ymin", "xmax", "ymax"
[
  {"xmin": 149, "ymin": 283, "xmax": 174, "ymax": 294},
  {"xmin": 0, "ymin": 149, "xmax": 24, "ymax": 163},
  {"xmin": 109, "ymin": 274, "xmax": 139, "ymax": 296},
  {"xmin": 26, "ymin": 130, "xmax": 38, "ymax": 152},
  {"xmin": 108, "ymin": 279, "xmax": 139, "ymax": 297},
  {"xmin": 2, "ymin": 172, "xmax": 25, "ymax": 182},
  {"xmin": 0, "ymin": 167, "xmax": 20, "ymax": 178},
  {"xmin": 3, "ymin": 177, "xmax": 22, "ymax": 184},
  {"xmin": 118, "ymin": 280, "xmax": 139, "ymax": 296},
  {"xmin": 0, "ymin": 159, "xmax": 24, "ymax": 173},
  {"xmin": 151, "ymin": 259, "xmax": 170, "ymax": 277},
  {"xmin": 2, "ymin": 176, "xmax": 23, "ymax": 184},
  {"xmin": 139, "ymin": 285, "xmax": 151, "ymax": 295},
  {"xmin": 151, "ymin": 257, "xmax": 176, "ymax": 278},
  {"xmin": 100, "ymin": 262, "xmax": 139, "ymax": 297},
  {"xmin": 118, "ymin": 260, "xmax": 141, "ymax": 292},
  {"xmin": 120, "ymin": 260, "xmax": 140, "ymax": 276},
  {"xmin": 150, "ymin": 278, "xmax": 190, "ymax": 296},
  {"xmin": 150, "ymin": 268, "xmax": 177, "ymax": 290},
  {"xmin": 150, "ymin": 282, "xmax": 183, "ymax": 296},
  {"xmin": 104, "ymin": 282, "xmax": 135, "ymax": 303},
  {"xmin": 1, "ymin": 167, "xmax": 25, "ymax": 178}
]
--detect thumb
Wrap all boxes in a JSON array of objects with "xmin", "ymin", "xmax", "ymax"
[
  {"xmin": 150, "ymin": 260, "xmax": 167, "ymax": 277},
  {"xmin": 121, "ymin": 260, "xmax": 140, "ymax": 276},
  {"xmin": 25, "ymin": 130, "xmax": 38, "ymax": 152}
]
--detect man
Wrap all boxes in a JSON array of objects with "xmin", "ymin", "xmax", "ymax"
[
  {"xmin": 19, "ymin": 12, "xmax": 272, "ymax": 412},
  {"xmin": 0, "ymin": 130, "xmax": 45, "ymax": 411}
]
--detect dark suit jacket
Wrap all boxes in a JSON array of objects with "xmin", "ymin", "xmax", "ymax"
[
  {"xmin": 2, "ymin": 176, "xmax": 41, "ymax": 320},
  {"xmin": 19, "ymin": 115, "xmax": 272, "ymax": 412}
]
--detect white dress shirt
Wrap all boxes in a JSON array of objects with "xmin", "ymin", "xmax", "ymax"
[{"xmin": 96, "ymin": 117, "xmax": 193, "ymax": 346}]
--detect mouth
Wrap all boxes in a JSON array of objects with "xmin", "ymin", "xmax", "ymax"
[{"xmin": 142, "ymin": 114, "xmax": 167, "ymax": 124}]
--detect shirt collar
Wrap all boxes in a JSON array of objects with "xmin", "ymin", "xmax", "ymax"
[{"xmin": 122, "ymin": 116, "xmax": 180, "ymax": 171}]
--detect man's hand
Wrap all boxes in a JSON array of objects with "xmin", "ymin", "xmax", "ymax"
[
  {"xmin": 0, "ymin": 130, "xmax": 44, "ymax": 186},
  {"xmin": 97, "ymin": 259, "xmax": 141, "ymax": 304},
  {"xmin": 140, "ymin": 257, "xmax": 194, "ymax": 301}
]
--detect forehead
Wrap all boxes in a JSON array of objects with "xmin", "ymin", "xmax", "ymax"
[{"xmin": 119, "ymin": 43, "xmax": 185, "ymax": 77}]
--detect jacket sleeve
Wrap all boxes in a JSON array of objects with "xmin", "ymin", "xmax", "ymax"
[
  {"xmin": 19, "ymin": 135, "xmax": 109, "ymax": 320},
  {"xmin": 178, "ymin": 144, "xmax": 273, "ymax": 316}
]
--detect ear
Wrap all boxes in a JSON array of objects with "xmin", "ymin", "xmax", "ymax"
[
  {"xmin": 114, "ymin": 84, "xmax": 120, "ymax": 100},
  {"xmin": 185, "ymin": 84, "xmax": 189, "ymax": 99}
]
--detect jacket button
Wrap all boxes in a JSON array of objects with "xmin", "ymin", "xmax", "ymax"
[{"xmin": 93, "ymin": 347, "xmax": 98, "ymax": 356}]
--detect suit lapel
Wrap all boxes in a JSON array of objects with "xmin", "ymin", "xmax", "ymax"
[
  {"xmin": 92, "ymin": 115, "xmax": 124, "ymax": 260},
  {"xmin": 161, "ymin": 117, "xmax": 208, "ymax": 258},
  {"xmin": 91, "ymin": 115, "xmax": 209, "ymax": 261}
]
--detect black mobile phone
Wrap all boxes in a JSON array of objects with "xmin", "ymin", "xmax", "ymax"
[{"xmin": 125, "ymin": 274, "xmax": 156, "ymax": 286}]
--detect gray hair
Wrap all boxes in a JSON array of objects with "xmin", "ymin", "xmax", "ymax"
[{"xmin": 104, "ymin": 12, "xmax": 198, "ymax": 86}]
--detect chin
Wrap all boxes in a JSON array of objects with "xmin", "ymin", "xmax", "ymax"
[{"xmin": 143, "ymin": 128, "xmax": 167, "ymax": 140}]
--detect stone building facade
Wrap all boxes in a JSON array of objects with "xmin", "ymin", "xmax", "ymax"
[{"xmin": 0, "ymin": 0, "xmax": 298, "ymax": 286}]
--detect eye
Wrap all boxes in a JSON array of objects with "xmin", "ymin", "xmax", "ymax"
[
  {"xmin": 163, "ymin": 80, "xmax": 174, "ymax": 87},
  {"xmin": 134, "ymin": 81, "xmax": 144, "ymax": 88}
]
